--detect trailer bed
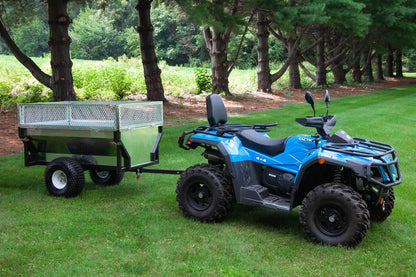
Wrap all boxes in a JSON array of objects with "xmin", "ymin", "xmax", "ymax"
[{"xmin": 18, "ymin": 101, "xmax": 163, "ymax": 171}]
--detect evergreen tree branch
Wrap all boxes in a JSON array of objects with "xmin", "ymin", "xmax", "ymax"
[
  {"xmin": 228, "ymin": 11, "xmax": 254, "ymax": 75},
  {"xmin": 0, "ymin": 15, "xmax": 51, "ymax": 89}
]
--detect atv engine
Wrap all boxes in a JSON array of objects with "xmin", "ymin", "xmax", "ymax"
[{"xmin": 262, "ymin": 167, "xmax": 295, "ymax": 196}]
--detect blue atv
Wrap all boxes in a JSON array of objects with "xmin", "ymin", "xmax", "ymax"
[{"xmin": 176, "ymin": 91, "xmax": 401, "ymax": 247}]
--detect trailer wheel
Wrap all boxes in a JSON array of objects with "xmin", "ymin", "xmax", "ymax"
[
  {"xmin": 89, "ymin": 170, "xmax": 124, "ymax": 186},
  {"xmin": 176, "ymin": 164, "xmax": 233, "ymax": 223},
  {"xmin": 299, "ymin": 183, "xmax": 370, "ymax": 247},
  {"xmin": 45, "ymin": 158, "xmax": 85, "ymax": 197},
  {"xmin": 369, "ymin": 188, "xmax": 395, "ymax": 222}
]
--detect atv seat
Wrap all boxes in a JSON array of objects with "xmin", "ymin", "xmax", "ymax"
[
  {"xmin": 237, "ymin": 129, "xmax": 288, "ymax": 156},
  {"xmin": 206, "ymin": 94, "xmax": 228, "ymax": 127},
  {"xmin": 206, "ymin": 94, "xmax": 252, "ymax": 132}
]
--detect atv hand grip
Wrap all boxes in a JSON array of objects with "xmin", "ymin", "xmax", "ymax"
[{"xmin": 253, "ymin": 122, "xmax": 278, "ymax": 130}]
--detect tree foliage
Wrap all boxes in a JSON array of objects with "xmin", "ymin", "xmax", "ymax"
[
  {"xmin": 70, "ymin": 7, "xmax": 126, "ymax": 60},
  {"xmin": 14, "ymin": 18, "xmax": 49, "ymax": 57},
  {"xmin": 0, "ymin": 0, "xmax": 416, "ymax": 99},
  {"xmin": 151, "ymin": 4, "xmax": 202, "ymax": 65}
]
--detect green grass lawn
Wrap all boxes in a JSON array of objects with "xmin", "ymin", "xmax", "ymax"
[{"xmin": 1, "ymin": 86, "xmax": 416, "ymax": 276}]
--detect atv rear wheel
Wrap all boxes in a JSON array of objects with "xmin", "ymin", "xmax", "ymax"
[
  {"xmin": 369, "ymin": 188, "xmax": 395, "ymax": 222},
  {"xmin": 300, "ymin": 183, "xmax": 370, "ymax": 247},
  {"xmin": 176, "ymin": 164, "xmax": 233, "ymax": 223}
]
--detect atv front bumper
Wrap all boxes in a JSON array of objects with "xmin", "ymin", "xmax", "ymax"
[{"xmin": 322, "ymin": 138, "xmax": 402, "ymax": 188}]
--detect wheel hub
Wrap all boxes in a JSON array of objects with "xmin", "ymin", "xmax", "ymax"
[
  {"xmin": 51, "ymin": 170, "xmax": 67, "ymax": 190},
  {"xmin": 188, "ymin": 183, "xmax": 212, "ymax": 211},
  {"xmin": 315, "ymin": 205, "xmax": 348, "ymax": 237},
  {"xmin": 328, "ymin": 214, "xmax": 336, "ymax": 223}
]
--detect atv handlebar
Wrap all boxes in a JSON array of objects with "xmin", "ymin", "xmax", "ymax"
[{"xmin": 296, "ymin": 115, "xmax": 336, "ymax": 139}]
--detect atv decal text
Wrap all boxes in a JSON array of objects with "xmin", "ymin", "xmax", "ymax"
[
  {"xmin": 256, "ymin": 156, "xmax": 267, "ymax": 163},
  {"xmin": 298, "ymin": 137, "xmax": 314, "ymax": 142}
]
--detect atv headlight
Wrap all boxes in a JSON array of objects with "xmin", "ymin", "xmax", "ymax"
[{"xmin": 374, "ymin": 156, "xmax": 396, "ymax": 183}]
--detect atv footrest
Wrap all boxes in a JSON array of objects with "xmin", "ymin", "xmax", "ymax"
[
  {"xmin": 240, "ymin": 185, "xmax": 291, "ymax": 212},
  {"xmin": 263, "ymin": 196, "xmax": 291, "ymax": 212}
]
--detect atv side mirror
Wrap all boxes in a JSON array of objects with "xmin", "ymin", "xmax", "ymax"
[
  {"xmin": 305, "ymin": 91, "xmax": 315, "ymax": 117},
  {"xmin": 325, "ymin": 90, "xmax": 330, "ymax": 115}
]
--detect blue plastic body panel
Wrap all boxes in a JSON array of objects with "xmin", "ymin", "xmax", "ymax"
[{"xmin": 187, "ymin": 128, "xmax": 401, "ymax": 212}]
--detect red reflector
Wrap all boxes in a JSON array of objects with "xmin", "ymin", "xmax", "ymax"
[
  {"xmin": 318, "ymin": 158, "xmax": 325, "ymax": 165},
  {"xmin": 379, "ymin": 197, "xmax": 384, "ymax": 205},
  {"xmin": 187, "ymin": 139, "xmax": 192, "ymax": 145},
  {"xmin": 136, "ymin": 175, "xmax": 140, "ymax": 181}
]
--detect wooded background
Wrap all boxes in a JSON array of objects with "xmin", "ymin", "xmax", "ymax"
[{"xmin": 1, "ymin": 0, "xmax": 415, "ymax": 101}]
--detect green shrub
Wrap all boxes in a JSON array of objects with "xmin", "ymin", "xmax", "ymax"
[
  {"xmin": 108, "ymin": 65, "xmax": 133, "ymax": 100},
  {"xmin": 194, "ymin": 67, "xmax": 212, "ymax": 94},
  {"xmin": 0, "ymin": 82, "xmax": 15, "ymax": 110},
  {"xmin": 15, "ymin": 83, "xmax": 52, "ymax": 103},
  {"xmin": 72, "ymin": 59, "xmax": 135, "ymax": 101},
  {"xmin": 0, "ymin": 80, "xmax": 51, "ymax": 110}
]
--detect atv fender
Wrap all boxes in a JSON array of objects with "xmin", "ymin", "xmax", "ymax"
[
  {"xmin": 291, "ymin": 154, "xmax": 371, "ymax": 207},
  {"xmin": 187, "ymin": 137, "xmax": 262, "ymax": 203}
]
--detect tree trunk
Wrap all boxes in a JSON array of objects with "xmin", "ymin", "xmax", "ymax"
[
  {"xmin": 256, "ymin": 11, "xmax": 271, "ymax": 92},
  {"xmin": 136, "ymin": 0, "xmax": 165, "ymax": 101},
  {"xmin": 362, "ymin": 47, "xmax": 373, "ymax": 82},
  {"xmin": 315, "ymin": 31, "xmax": 326, "ymax": 86},
  {"xmin": 385, "ymin": 48, "xmax": 394, "ymax": 77},
  {"xmin": 47, "ymin": 0, "xmax": 76, "ymax": 101},
  {"xmin": 0, "ymin": 14, "xmax": 51, "ymax": 88},
  {"xmin": 331, "ymin": 65, "xmax": 346, "ymax": 84},
  {"xmin": 395, "ymin": 49, "xmax": 403, "ymax": 78},
  {"xmin": 352, "ymin": 42, "xmax": 362, "ymax": 82},
  {"xmin": 326, "ymin": 34, "xmax": 346, "ymax": 84},
  {"xmin": 375, "ymin": 53, "xmax": 384, "ymax": 81},
  {"xmin": 287, "ymin": 38, "xmax": 301, "ymax": 89},
  {"xmin": 204, "ymin": 28, "xmax": 231, "ymax": 94}
]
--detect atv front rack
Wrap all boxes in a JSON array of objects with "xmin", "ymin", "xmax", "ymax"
[
  {"xmin": 323, "ymin": 138, "xmax": 394, "ymax": 158},
  {"xmin": 323, "ymin": 138, "xmax": 402, "ymax": 187}
]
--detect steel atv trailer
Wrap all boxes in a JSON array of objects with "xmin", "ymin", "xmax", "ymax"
[
  {"xmin": 18, "ymin": 101, "xmax": 181, "ymax": 198},
  {"xmin": 176, "ymin": 92, "xmax": 402, "ymax": 247}
]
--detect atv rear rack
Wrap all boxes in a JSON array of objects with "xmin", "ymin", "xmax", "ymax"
[{"xmin": 178, "ymin": 123, "xmax": 277, "ymax": 150}]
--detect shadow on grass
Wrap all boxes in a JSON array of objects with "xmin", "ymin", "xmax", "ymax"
[{"xmin": 226, "ymin": 204, "xmax": 305, "ymax": 240}]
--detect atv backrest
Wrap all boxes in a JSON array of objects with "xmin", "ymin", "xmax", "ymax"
[{"xmin": 206, "ymin": 94, "xmax": 227, "ymax": 126}]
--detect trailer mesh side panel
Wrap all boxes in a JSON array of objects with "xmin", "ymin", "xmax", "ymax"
[{"xmin": 17, "ymin": 101, "xmax": 163, "ymax": 130}]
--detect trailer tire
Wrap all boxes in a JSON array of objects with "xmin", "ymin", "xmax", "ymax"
[
  {"xmin": 300, "ymin": 183, "xmax": 370, "ymax": 247},
  {"xmin": 369, "ymin": 188, "xmax": 395, "ymax": 222},
  {"xmin": 89, "ymin": 170, "xmax": 124, "ymax": 186},
  {"xmin": 176, "ymin": 164, "xmax": 233, "ymax": 223},
  {"xmin": 45, "ymin": 158, "xmax": 85, "ymax": 197}
]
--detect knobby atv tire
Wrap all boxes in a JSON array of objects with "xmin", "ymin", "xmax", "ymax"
[
  {"xmin": 176, "ymin": 164, "xmax": 234, "ymax": 223},
  {"xmin": 45, "ymin": 157, "xmax": 85, "ymax": 198},
  {"xmin": 300, "ymin": 183, "xmax": 370, "ymax": 247},
  {"xmin": 89, "ymin": 170, "xmax": 124, "ymax": 186},
  {"xmin": 369, "ymin": 188, "xmax": 395, "ymax": 222}
]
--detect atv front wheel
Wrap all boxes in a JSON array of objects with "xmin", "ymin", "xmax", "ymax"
[
  {"xmin": 369, "ymin": 188, "xmax": 395, "ymax": 222},
  {"xmin": 300, "ymin": 183, "xmax": 370, "ymax": 247},
  {"xmin": 176, "ymin": 164, "xmax": 233, "ymax": 223}
]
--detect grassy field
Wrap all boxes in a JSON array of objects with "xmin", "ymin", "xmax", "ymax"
[{"xmin": 1, "ymin": 85, "xmax": 416, "ymax": 276}]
